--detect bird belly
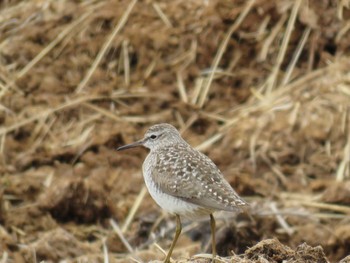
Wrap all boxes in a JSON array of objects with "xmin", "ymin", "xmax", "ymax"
[{"xmin": 143, "ymin": 172, "xmax": 213, "ymax": 220}]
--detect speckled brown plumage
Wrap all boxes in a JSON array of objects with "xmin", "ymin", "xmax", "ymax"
[
  {"xmin": 117, "ymin": 123, "xmax": 248, "ymax": 262},
  {"xmin": 148, "ymin": 141, "xmax": 247, "ymax": 212}
]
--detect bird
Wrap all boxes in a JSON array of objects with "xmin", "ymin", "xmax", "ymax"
[{"xmin": 117, "ymin": 123, "xmax": 248, "ymax": 262}]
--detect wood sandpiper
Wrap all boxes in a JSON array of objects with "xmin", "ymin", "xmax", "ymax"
[{"xmin": 117, "ymin": 123, "xmax": 248, "ymax": 262}]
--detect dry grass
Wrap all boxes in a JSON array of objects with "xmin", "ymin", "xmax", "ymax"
[{"xmin": 0, "ymin": 0, "xmax": 350, "ymax": 262}]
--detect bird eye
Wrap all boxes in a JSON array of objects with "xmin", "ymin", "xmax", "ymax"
[{"xmin": 150, "ymin": 135, "xmax": 157, "ymax": 139}]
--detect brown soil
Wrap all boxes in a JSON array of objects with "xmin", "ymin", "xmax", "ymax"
[{"xmin": 1, "ymin": 0, "xmax": 350, "ymax": 262}]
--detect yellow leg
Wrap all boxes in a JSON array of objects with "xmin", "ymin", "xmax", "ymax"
[
  {"xmin": 210, "ymin": 214, "xmax": 217, "ymax": 262},
  {"xmin": 164, "ymin": 214, "xmax": 182, "ymax": 263}
]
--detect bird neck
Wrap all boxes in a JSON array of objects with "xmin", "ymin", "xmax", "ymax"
[{"xmin": 149, "ymin": 139, "xmax": 189, "ymax": 153}]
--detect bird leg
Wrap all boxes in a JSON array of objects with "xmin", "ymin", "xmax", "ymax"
[
  {"xmin": 164, "ymin": 214, "xmax": 182, "ymax": 263},
  {"xmin": 210, "ymin": 214, "xmax": 217, "ymax": 262}
]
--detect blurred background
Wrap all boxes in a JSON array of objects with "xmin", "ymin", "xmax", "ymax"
[{"xmin": 0, "ymin": 0, "xmax": 350, "ymax": 262}]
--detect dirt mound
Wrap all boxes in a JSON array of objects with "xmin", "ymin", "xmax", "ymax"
[{"xmin": 244, "ymin": 239, "xmax": 329, "ymax": 263}]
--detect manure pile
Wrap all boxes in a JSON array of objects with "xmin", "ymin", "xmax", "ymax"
[{"xmin": 0, "ymin": 0, "xmax": 350, "ymax": 262}]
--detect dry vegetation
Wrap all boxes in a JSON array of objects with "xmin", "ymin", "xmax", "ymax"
[{"xmin": 1, "ymin": 0, "xmax": 350, "ymax": 262}]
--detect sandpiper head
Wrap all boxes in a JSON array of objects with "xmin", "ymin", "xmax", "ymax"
[{"xmin": 117, "ymin": 123, "xmax": 184, "ymax": 151}]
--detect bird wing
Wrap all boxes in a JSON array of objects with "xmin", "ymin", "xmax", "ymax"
[{"xmin": 152, "ymin": 144, "xmax": 248, "ymax": 212}]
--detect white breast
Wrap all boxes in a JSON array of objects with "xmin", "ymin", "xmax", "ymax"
[{"xmin": 142, "ymin": 154, "xmax": 213, "ymax": 220}]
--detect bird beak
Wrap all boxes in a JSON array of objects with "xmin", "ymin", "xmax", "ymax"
[{"xmin": 117, "ymin": 139, "xmax": 145, "ymax": 151}]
